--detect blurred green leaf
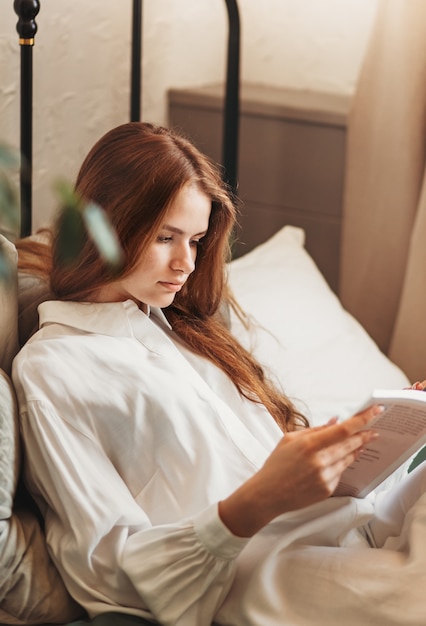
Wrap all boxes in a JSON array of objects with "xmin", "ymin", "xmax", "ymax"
[
  {"xmin": 55, "ymin": 179, "xmax": 79, "ymax": 210},
  {"xmin": 0, "ymin": 143, "xmax": 19, "ymax": 170},
  {"xmin": 0, "ymin": 171, "xmax": 19, "ymax": 229},
  {"xmin": 0, "ymin": 248, "xmax": 13, "ymax": 284},
  {"xmin": 0, "ymin": 144, "xmax": 20, "ymax": 232},
  {"xmin": 55, "ymin": 202, "xmax": 86, "ymax": 267},
  {"xmin": 82, "ymin": 202, "xmax": 123, "ymax": 267},
  {"xmin": 54, "ymin": 179, "xmax": 123, "ymax": 269}
]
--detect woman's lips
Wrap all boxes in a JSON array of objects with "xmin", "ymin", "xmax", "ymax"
[{"xmin": 159, "ymin": 281, "xmax": 184, "ymax": 292}]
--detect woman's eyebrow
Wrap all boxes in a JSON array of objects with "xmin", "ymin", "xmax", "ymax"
[{"xmin": 162, "ymin": 224, "xmax": 207, "ymax": 237}]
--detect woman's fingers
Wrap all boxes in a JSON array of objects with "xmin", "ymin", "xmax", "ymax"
[
  {"xmin": 316, "ymin": 429, "xmax": 378, "ymax": 484},
  {"xmin": 408, "ymin": 379, "xmax": 426, "ymax": 390},
  {"xmin": 223, "ymin": 405, "xmax": 383, "ymax": 536},
  {"xmin": 294, "ymin": 404, "xmax": 383, "ymax": 453},
  {"xmin": 282, "ymin": 405, "xmax": 381, "ymax": 496},
  {"xmin": 411, "ymin": 380, "xmax": 426, "ymax": 390}
]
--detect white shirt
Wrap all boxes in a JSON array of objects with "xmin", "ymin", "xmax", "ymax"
[{"xmin": 13, "ymin": 300, "xmax": 425, "ymax": 626}]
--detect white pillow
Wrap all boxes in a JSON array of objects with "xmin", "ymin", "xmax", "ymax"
[
  {"xmin": 228, "ymin": 226, "xmax": 410, "ymax": 427},
  {"xmin": 0, "ymin": 236, "xmax": 19, "ymax": 375}
]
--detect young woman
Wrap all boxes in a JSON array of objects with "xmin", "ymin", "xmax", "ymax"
[{"xmin": 12, "ymin": 122, "xmax": 426, "ymax": 626}]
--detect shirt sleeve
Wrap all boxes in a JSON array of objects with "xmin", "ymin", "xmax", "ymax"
[{"xmin": 19, "ymin": 400, "xmax": 249, "ymax": 625}]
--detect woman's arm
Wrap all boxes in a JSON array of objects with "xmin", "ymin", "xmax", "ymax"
[
  {"xmin": 18, "ymin": 400, "xmax": 246, "ymax": 625},
  {"xmin": 219, "ymin": 405, "xmax": 381, "ymax": 537}
]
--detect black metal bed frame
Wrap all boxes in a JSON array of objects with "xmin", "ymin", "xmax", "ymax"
[{"xmin": 14, "ymin": 0, "xmax": 241, "ymax": 237}]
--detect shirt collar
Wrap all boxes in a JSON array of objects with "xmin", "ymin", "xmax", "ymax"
[{"xmin": 38, "ymin": 299, "xmax": 172, "ymax": 337}]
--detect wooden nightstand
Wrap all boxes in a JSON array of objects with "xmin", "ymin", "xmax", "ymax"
[{"xmin": 168, "ymin": 83, "xmax": 351, "ymax": 293}]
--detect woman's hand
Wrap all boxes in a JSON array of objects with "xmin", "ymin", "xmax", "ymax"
[
  {"xmin": 409, "ymin": 380, "xmax": 426, "ymax": 391},
  {"xmin": 219, "ymin": 404, "xmax": 382, "ymax": 538}
]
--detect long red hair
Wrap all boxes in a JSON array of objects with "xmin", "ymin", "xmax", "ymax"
[{"xmin": 17, "ymin": 122, "xmax": 307, "ymax": 431}]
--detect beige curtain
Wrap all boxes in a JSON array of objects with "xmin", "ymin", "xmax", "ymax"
[{"xmin": 340, "ymin": 0, "xmax": 426, "ymax": 382}]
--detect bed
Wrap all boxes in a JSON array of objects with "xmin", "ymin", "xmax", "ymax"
[{"xmin": 0, "ymin": 1, "xmax": 424, "ymax": 624}]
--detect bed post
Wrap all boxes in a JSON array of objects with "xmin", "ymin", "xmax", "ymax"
[
  {"xmin": 130, "ymin": 0, "xmax": 143, "ymax": 121},
  {"xmin": 14, "ymin": 0, "xmax": 40, "ymax": 238},
  {"xmin": 223, "ymin": 0, "xmax": 240, "ymax": 198}
]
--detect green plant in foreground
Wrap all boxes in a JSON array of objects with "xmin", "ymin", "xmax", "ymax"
[
  {"xmin": 0, "ymin": 144, "xmax": 20, "ymax": 233},
  {"xmin": 0, "ymin": 145, "xmax": 123, "ymax": 282},
  {"xmin": 54, "ymin": 180, "xmax": 123, "ymax": 269},
  {"xmin": 0, "ymin": 143, "xmax": 20, "ymax": 282}
]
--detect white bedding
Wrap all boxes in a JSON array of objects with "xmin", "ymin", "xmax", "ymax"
[{"xmin": 228, "ymin": 225, "xmax": 410, "ymax": 427}]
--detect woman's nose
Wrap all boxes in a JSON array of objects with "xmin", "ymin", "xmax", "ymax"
[{"xmin": 171, "ymin": 243, "xmax": 196, "ymax": 274}]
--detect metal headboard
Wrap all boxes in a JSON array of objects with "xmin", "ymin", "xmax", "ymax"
[
  {"xmin": 14, "ymin": 0, "xmax": 39, "ymax": 237},
  {"xmin": 14, "ymin": 0, "xmax": 240, "ymax": 237}
]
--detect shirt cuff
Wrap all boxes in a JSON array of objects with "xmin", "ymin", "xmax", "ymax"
[{"xmin": 193, "ymin": 502, "xmax": 249, "ymax": 560}]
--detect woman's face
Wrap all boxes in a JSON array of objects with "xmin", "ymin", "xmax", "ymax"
[{"xmin": 95, "ymin": 182, "xmax": 211, "ymax": 308}]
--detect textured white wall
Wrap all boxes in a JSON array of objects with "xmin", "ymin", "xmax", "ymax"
[
  {"xmin": 241, "ymin": 0, "xmax": 379, "ymax": 93},
  {"xmin": 0, "ymin": 0, "xmax": 378, "ymax": 231}
]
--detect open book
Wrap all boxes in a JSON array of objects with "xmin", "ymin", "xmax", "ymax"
[{"xmin": 333, "ymin": 389, "xmax": 426, "ymax": 498}]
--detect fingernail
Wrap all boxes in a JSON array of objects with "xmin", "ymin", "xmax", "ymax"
[
  {"xmin": 368, "ymin": 430, "xmax": 380, "ymax": 440},
  {"xmin": 372, "ymin": 404, "xmax": 385, "ymax": 416}
]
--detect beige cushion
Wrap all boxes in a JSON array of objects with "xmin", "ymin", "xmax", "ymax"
[
  {"xmin": 0, "ymin": 237, "xmax": 19, "ymax": 375},
  {"xmin": 0, "ymin": 235, "xmax": 83, "ymax": 622},
  {"xmin": 0, "ymin": 369, "xmax": 19, "ymax": 522},
  {"xmin": 17, "ymin": 231, "xmax": 53, "ymax": 347},
  {"xmin": 18, "ymin": 272, "xmax": 51, "ymax": 347},
  {"xmin": 0, "ymin": 370, "xmax": 84, "ymax": 623}
]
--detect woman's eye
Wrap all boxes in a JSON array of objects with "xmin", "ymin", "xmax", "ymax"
[{"xmin": 157, "ymin": 235, "xmax": 204, "ymax": 246}]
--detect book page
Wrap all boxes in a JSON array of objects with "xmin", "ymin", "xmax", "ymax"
[{"xmin": 334, "ymin": 390, "xmax": 426, "ymax": 498}]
